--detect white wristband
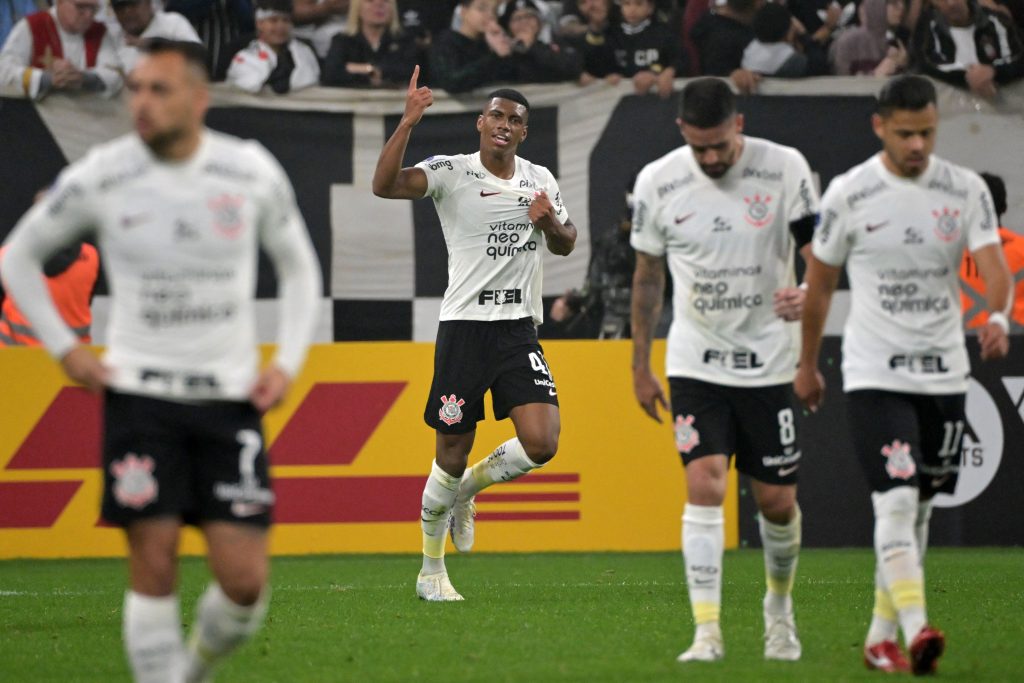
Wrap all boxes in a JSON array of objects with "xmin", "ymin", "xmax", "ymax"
[{"xmin": 988, "ymin": 311, "xmax": 1010, "ymax": 334}]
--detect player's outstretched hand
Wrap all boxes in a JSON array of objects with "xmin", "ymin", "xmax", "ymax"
[
  {"xmin": 251, "ymin": 364, "xmax": 291, "ymax": 413},
  {"xmin": 60, "ymin": 346, "xmax": 109, "ymax": 393},
  {"xmin": 773, "ymin": 285, "xmax": 805, "ymax": 322},
  {"xmin": 793, "ymin": 364, "xmax": 825, "ymax": 413},
  {"xmin": 633, "ymin": 367, "xmax": 668, "ymax": 423},
  {"xmin": 529, "ymin": 191, "xmax": 556, "ymax": 228},
  {"xmin": 978, "ymin": 320, "xmax": 1010, "ymax": 361},
  {"xmin": 402, "ymin": 65, "xmax": 433, "ymax": 128}
]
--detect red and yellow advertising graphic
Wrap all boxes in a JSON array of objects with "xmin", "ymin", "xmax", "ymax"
[{"xmin": 0, "ymin": 341, "xmax": 738, "ymax": 558}]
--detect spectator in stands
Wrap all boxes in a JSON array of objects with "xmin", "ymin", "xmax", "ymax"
[
  {"xmin": 610, "ymin": 0, "xmax": 679, "ymax": 97},
  {"xmin": 742, "ymin": 1, "xmax": 825, "ymax": 76},
  {"xmin": 786, "ymin": 0, "xmax": 848, "ymax": 48},
  {"xmin": 1, "ymin": 0, "xmax": 38, "ymax": 46},
  {"xmin": 0, "ymin": 0, "xmax": 122, "ymax": 99},
  {"xmin": 497, "ymin": 0, "xmax": 558, "ymax": 41},
  {"xmin": 322, "ymin": 0, "xmax": 416, "ymax": 87},
  {"xmin": 831, "ymin": 0, "xmax": 908, "ymax": 75},
  {"xmin": 961, "ymin": 172, "xmax": 1024, "ymax": 332},
  {"xmin": 226, "ymin": 0, "xmax": 320, "ymax": 93},
  {"xmin": 165, "ymin": 0, "xmax": 255, "ymax": 77},
  {"xmin": 293, "ymin": 0, "xmax": 347, "ymax": 57},
  {"xmin": 498, "ymin": 0, "xmax": 581, "ymax": 83},
  {"xmin": 108, "ymin": 0, "xmax": 202, "ymax": 73},
  {"xmin": 396, "ymin": 0, "xmax": 457, "ymax": 78},
  {"xmin": 690, "ymin": 0, "xmax": 760, "ymax": 92},
  {"xmin": 566, "ymin": 0, "xmax": 620, "ymax": 84},
  {"xmin": 0, "ymin": 241, "xmax": 99, "ymax": 347},
  {"xmin": 911, "ymin": 0, "xmax": 1024, "ymax": 99},
  {"xmin": 430, "ymin": 0, "xmax": 515, "ymax": 93}
]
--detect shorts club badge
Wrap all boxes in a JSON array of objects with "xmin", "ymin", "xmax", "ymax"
[
  {"xmin": 110, "ymin": 453, "xmax": 159, "ymax": 509},
  {"xmin": 439, "ymin": 394, "xmax": 466, "ymax": 426},
  {"xmin": 881, "ymin": 439, "xmax": 916, "ymax": 480},
  {"xmin": 674, "ymin": 414, "xmax": 701, "ymax": 453}
]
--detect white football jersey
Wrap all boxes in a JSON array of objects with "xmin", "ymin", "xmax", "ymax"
[
  {"xmin": 814, "ymin": 154, "xmax": 999, "ymax": 394},
  {"xmin": 416, "ymin": 151, "xmax": 569, "ymax": 325},
  {"xmin": 2, "ymin": 130, "xmax": 321, "ymax": 401},
  {"xmin": 631, "ymin": 136, "xmax": 819, "ymax": 386}
]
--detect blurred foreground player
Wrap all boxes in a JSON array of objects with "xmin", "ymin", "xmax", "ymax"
[{"xmin": 1, "ymin": 38, "xmax": 321, "ymax": 682}]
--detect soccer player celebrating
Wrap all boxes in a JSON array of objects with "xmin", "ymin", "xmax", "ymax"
[
  {"xmin": 796, "ymin": 75, "xmax": 1011, "ymax": 675},
  {"xmin": 1, "ymin": 39, "xmax": 321, "ymax": 682},
  {"xmin": 630, "ymin": 77, "xmax": 817, "ymax": 663},
  {"xmin": 373, "ymin": 66, "xmax": 577, "ymax": 601}
]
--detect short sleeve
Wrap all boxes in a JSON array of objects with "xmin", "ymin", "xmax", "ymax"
[
  {"xmin": 545, "ymin": 170, "xmax": 570, "ymax": 224},
  {"xmin": 812, "ymin": 177, "xmax": 853, "ymax": 267},
  {"xmin": 414, "ymin": 155, "xmax": 461, "ymax": 199},
  {"xmin": 628, "ymin": 165, "xmax": 666, "ymax": 257},
  {"xmin": 785, "ymin": 149, "xmax": 819, "ymax": 223},
  {"xmin": 965, "ymin": 172, "xmax": 1001, "ymax": 253}
]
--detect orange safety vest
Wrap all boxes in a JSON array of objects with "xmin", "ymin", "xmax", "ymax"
[
  {"xmin": 0, "ymin": 244, "xmax": 99, "ymax": 346},
  {"xmin": 24, "ymin": 10, "xmax": 106, "ymax": 70},
  {"xmin": 960, "ymin": 227, "xmax": 1024, "ymax": 331}
]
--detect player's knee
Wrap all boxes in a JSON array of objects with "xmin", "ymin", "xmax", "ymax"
[
  {"xmin": 523, "ymin": 433, "xmax": 558, "ymax": 465},
  {"xmin": 219, "ymin": 572, "xmax": 267, "ymax": 607}
]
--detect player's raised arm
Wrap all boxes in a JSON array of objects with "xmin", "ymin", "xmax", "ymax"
[
  {"xmin": 794, "ymin": 254, "xmax": 842, "ymax": 412},
  {"xmin": 631, "ymin": 250, "xmax": 668, "ymax": 422},
  {"xmin": 372, "ymin": 65, "xmax": 433, "ymax": 200}
]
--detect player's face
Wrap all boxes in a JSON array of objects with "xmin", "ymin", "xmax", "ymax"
[
  {"xmin": 127, "ymin": 52, "xmax": 209, "ymax": 155},
  {"xmin": 679, "ymin": 114, "xmax": 744, "ymax": 179},
  {"xmin": 477, "ymin": 98, "xmax": 528, "ymax": 155},
  {"xmin": 873, "ymin": 105, "xmax": 937, "ymax": 178}
]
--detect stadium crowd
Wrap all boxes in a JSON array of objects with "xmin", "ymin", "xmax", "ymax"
[{"xmin": 2, "ymin": 0, "xmax": 1022, "ymax": 99}]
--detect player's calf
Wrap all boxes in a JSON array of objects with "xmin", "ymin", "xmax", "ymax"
[{"xmin": 184, "ymin": 583, "xmax": 270, "ymax": 683}]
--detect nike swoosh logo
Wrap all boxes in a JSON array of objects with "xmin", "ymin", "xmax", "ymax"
[
  {"xmin": 675, "ymin": 213, "xmax": 695, "ymax": 224},
  {"xmin": 480, "ymin": 190, "xmax": 500, "ymax": 197},
  {"xmin": 778, "ymin": 465, "xmax": 799, "ymax": 477},
  {"xmin": 548, "ymin": 389, "xmax": 557, "ymax": 396},
  {"xmin": 866, "ymin": 221, "xmax": 889, "ymax": 232},
  {"xmin": 693, "ymin": 579, "xmax": 716, "ymax": 586}
]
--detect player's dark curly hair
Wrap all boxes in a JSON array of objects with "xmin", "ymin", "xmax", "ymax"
[
  {"xmin": 876, "ymin": 75, "xmax": 936, "ymax": 117},
  {"xmin": 679, "ymin": 78, "xmax": 735, "ymax": 129}
]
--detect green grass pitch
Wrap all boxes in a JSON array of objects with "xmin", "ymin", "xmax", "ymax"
[{"xmin": 0, "ymin": 548, "xmax": 1020, "ymax": 682}]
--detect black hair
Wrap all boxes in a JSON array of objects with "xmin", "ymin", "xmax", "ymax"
[
  {"xmin": 876, "ymin": 75, "xmax": 936, "ymax": 117},
  {"xmin": 679, "ymin": 77, "xmax": 736, "ymax": 128},
  {"xmin": 980, "ymin": 172, "xmax": 1007, "ymax": 219},
  {"xmin": 138, "ymin": 38, "xmax": 209, "ymax": 79},
  {"xmin": 726, "ymin": 0, "xmax": 760, "ymax": 14},
  {"xmin": 753, "ymin": 3, "xmax": 792, "ymax": 43},
  {"xmin": 486, "ymin": 88, "xmax": 531, "ymax": 112},
  {"xmin": 255, "ymin": 0, "xmax": 293, "ymax": 13}
]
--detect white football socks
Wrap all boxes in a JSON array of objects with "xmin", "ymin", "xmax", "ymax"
[
  {"xmin": 123, "ymin": 591, "xmax": 184, "ymax": 683},
  {"xmin": 872, "ymin": 488, "xmax": 927, "ymax": 643},
  {"xmin": 421, "ymin": 460, "xmax": 461, "ymax": 573},
  {"xmin": 184, "ymin": 582, "xmax": 269, "ymax": 683},
  {"xmin": 758, "ymin": 505, "xmax": 801, "ymax": 616},
  {"xmin": 682, "ymin": 503, "xmax": 725, "ymax": 633},
  {"xmin": 458, "ymin": 438, "xmax": 541, "ymax": 500}
]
